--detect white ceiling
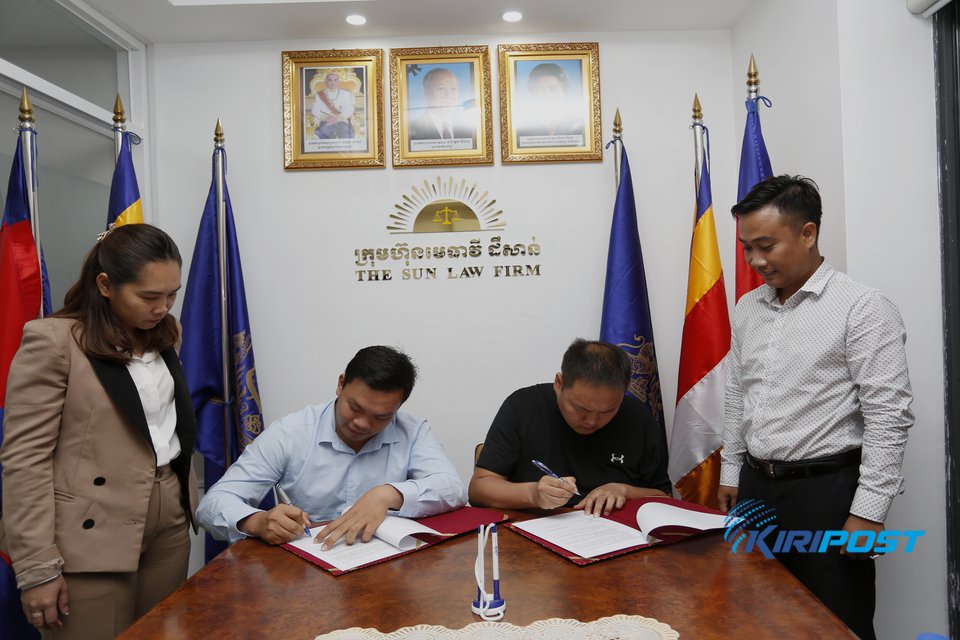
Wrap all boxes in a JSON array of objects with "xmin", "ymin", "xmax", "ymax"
[{"xmin": 62, "ymin": 0, "xmax": 754, "ymax": 46}]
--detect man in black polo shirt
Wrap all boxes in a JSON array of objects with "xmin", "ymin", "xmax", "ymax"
[{"xmin": 469, "ymin": 339, "xmax": 670, "ymax": 516}]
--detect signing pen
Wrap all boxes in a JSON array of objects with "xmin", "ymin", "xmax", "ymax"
[
  {"xmin": 275, "ymin": 484, "xmax": 311, "ymax": 537},
  {"xmin": 530, "ymin": 459, "xmax": 581, "ymax": 496}
]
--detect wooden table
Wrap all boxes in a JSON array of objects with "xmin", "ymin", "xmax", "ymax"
[{"xmin": 121, "ymin": 522, "xmax": 855, "ymax": 639}]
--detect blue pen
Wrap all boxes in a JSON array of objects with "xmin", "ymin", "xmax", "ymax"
[
  {"xmin": 530, "ymin": 459, "xmax": 580, "ymax": 496},
  {"xmin": 275, "ymin": 484, "xmax": 312, "ymax": 537}
]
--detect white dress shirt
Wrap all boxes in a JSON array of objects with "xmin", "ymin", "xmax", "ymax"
[
  {"xmin": 720, "ymin": 261, "xmax": 914, "ymax": 522},
  {"xmin": 126, "ymin": 350, "xmax": 180, "ymax": 466}
]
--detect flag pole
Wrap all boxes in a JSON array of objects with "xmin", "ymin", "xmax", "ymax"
[
  {"xmin": 18, "ymin": 88, "xmax": 43, "ymax": 319},
  {"xmin": 113, "ymin": 95, "xmax": 126, "ymax": 163},
  {"xmin": 747, "ymin": 53, "xmax": 759, "ymax": 101},
  {"xmin": 214, "ymin": 119, "xmax": 232, "ymax": 468},
  {"xmin": 612, "ymin": 108, "xmax": 623, "ymax": 190},
  {"xmin": 692, "ymin": 94, "xmax": 705, "ymax": 192}
]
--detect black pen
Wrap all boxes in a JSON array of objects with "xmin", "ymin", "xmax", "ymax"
[{"xmin": 275, "ymin": 484, "xmax": 312, "ymax": 537}]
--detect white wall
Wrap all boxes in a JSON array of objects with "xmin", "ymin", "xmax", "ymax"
[
  {"xmin": 149, "ymin": 29, "xmax": 738, "ymax": 480},
  {"xmin": 836, "ymin": 0, "xmax": 948, "ymax": 637},
  {"xmin": 731, "ymin": 0, "xmax": 847, "ymax": 271}
]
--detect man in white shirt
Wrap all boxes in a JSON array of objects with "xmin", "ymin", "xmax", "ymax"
[
  {"xmin": 197, "ymin": 346, "xmax": 466, "ymax": 550},
  {"xmin": 718, "ymin": 175, "xmax": 913, "ymax": 640}
]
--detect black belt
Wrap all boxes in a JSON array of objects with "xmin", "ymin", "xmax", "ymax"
[{"xmin": 745, "ymin": 448, "xmax": 861, "ymax": 480}]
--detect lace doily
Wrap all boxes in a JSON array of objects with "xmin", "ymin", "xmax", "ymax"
[{"xmin": 315, "ymin": 614, "xmax": 679, "ymax": 639}]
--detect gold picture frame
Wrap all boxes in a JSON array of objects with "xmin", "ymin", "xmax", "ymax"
[
  {"xmin": 498, "ymin": 42, "xmax": 602, "ymax": 163},
  {"xmin": 281, "ymin": 49, "xmax": 384, "ymax": 169},
  {"xmin": 390, "ymin": 46, "xmax": 493, "ymax": 167}
]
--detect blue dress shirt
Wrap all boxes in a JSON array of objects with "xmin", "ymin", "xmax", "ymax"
[{"xmin": 197, "ymin": 398, "xmax": 467, "ymax": 543}]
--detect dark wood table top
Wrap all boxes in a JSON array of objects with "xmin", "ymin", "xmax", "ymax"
[{"xmin": 121, "ymin": 518, "xmax": 855, "ymax": 640}]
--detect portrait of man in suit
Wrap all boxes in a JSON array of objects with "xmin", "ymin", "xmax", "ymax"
[{"xmin": 406, "ymin": 65, "xmax": 478, "ymax": 151}]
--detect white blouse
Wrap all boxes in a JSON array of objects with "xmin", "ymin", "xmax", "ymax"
[{"xmin": 126, "ymin": 350, "xmax": 181, "ymax": 466}]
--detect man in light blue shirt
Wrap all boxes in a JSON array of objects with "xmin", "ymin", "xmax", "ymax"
[{"xmin": 197, "ymin": 346, "xmax": 466, "ymax": 550}]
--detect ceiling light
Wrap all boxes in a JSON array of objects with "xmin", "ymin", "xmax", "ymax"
[
  {"xmin": 346, "ymin": 14, "xmax": 366, "ymax": 26},
  {"xmin": 502, "ymin": 11, "xmax": 522, "ymax": 23}
]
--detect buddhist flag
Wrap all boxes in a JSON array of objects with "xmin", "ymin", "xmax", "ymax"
[
  {"xmin": 0, "ymin": 134, "xmax": 47, "ymax": 640},
  {"xmin": 599, "ymin": 143, "xmax": 666, "ymax": 441},
  {"xmin": 735, "ymin": 96, "xmax": 773, "ymax": 300},
  {"xmin": 180, "ymin": 146, "xmax": 265, "ymax": 562},
  {"xmin": 106, "ymin": 131, "xmax": 142, "ymax": 227},
  {"xmin": 669, "ymin": 155, "xmax": 731, "ymax": 508}
]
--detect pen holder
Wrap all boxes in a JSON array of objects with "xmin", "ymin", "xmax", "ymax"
[{"xmin": 471, "ymin": 524, "xmax": 505, "ymax": 620}]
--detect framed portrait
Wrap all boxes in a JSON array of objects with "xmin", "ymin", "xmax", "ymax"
[
  {"xmin": 498, "ymin": 43, "xmax": 602, "ymax": 163},
  {"xmin": 390, "ymin": 46, "xmax": 493, "ymax": 167},
  {"xmin": 281, "ymin": 49, "xmax": 383, "ymax": 169}
]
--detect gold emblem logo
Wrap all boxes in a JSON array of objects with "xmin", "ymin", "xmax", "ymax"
[{"xmin": 388, "ymin": 177, "xmax": 506, "ymax": 233}]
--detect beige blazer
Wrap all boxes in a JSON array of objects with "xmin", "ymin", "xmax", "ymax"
[{"xmin": 0, "ymin": 318, "xmax": 197, "ymax": 589}]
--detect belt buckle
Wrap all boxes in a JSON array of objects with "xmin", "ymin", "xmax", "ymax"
[{"xmin": 756, "ymin": 458, "xmax": 776, "ymax": 479}]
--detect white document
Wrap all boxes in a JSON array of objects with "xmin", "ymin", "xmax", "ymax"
[
  {"xmin": 286, "ymin": 515, "xmax": 440, "ymax": 572},
  {"xmin": 634, "ymin": 502, "xmax": 731, "ymax": 543},
  {"xmin": 511, "ymin": 511, "xmax": 648, "ymax": 559}
]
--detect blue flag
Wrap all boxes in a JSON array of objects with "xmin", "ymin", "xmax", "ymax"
[
  {"xmin": 106, "ymin": 132, "xmax": 143, "ymax": 228},
  {"xmin": 599, "ymin": 143, "xmax": 666, "ymax": 442},
  {"xmin": 179, "ymin": 147, "xmax": 266, "ymax": 562},
  {"xmin": 735, "ymin": 96, "xmax": 773, "ymax": 300}
]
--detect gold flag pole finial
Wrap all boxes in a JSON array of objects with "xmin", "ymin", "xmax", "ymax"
[
  {"xmin": 112, "ymin": 95, "xmax": 126, "ymax": 162},
  {"xmin": 214, "ymin": 118, "xmax": 225, "ymax": 144},
  {"xmin": 612, "ymin": 109, "xmax": 623, "ymax": 189},
  {"xmin": 747, "ymin": 54, "xmax": 760, "ymax": 99},
  {"xmin": 692, "ymin": 94, "xmax": 705, "ymax": 188},
  {"xmin": 113, "ymin": 94, "xmax": 126, "ymax": 124},
  {"xmin": 19, "ymin": 88, "xmax": 35, "ymax": 124}
]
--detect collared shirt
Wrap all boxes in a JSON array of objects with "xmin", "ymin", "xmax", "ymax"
[
  {"xmin": 126, "ymin": 349, "xmax": 180, "ymax": 466},
  {"xmin": 720, "ymin": 261, "xmax": 913, "ymax": 522},
  {"xmin": 196, "ymin": 398, "xmax": 467, "ymax": 543}
]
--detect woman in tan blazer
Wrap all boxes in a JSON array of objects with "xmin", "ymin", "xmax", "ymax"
[{"xmin": 0, "ymin": 223, "xmax": 197, "ymax": 639}]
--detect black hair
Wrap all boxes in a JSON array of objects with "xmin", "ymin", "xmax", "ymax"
[
  {"xmin": 528, "ymin": 63, "xmax": 570, "ymax": 93},
  {"xmin": 57, "ymin": 223, "xmax": 182, "ymax": 362},
  {"xmin": 343, "ymin": 346, "xmax": 418, "ymax": 402},
  {"xmin": 560, "ymin": 339, "xmax": 630, "ymax": 390},
  {"xmin": 730, "ymin": 174, "xmax": 822, "ymax": 232}
]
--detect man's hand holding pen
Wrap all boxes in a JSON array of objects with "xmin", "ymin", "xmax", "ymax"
[
  {"xmin": 238, "ymin": 504, "xmax": 311, "ymax": 545},
  {"xmin": 531, "ymin": 474, "xmax": 580, "ymax": 509}
]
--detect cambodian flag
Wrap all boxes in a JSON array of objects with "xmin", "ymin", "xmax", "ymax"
[{"xmin": 0, "ymin": 134, "xmax": 47, "ymax": 640}]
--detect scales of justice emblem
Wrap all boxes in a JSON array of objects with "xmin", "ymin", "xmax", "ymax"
[{"xmin": 388, "ymin": 176, "xmax": 506, "ymax": 234}]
